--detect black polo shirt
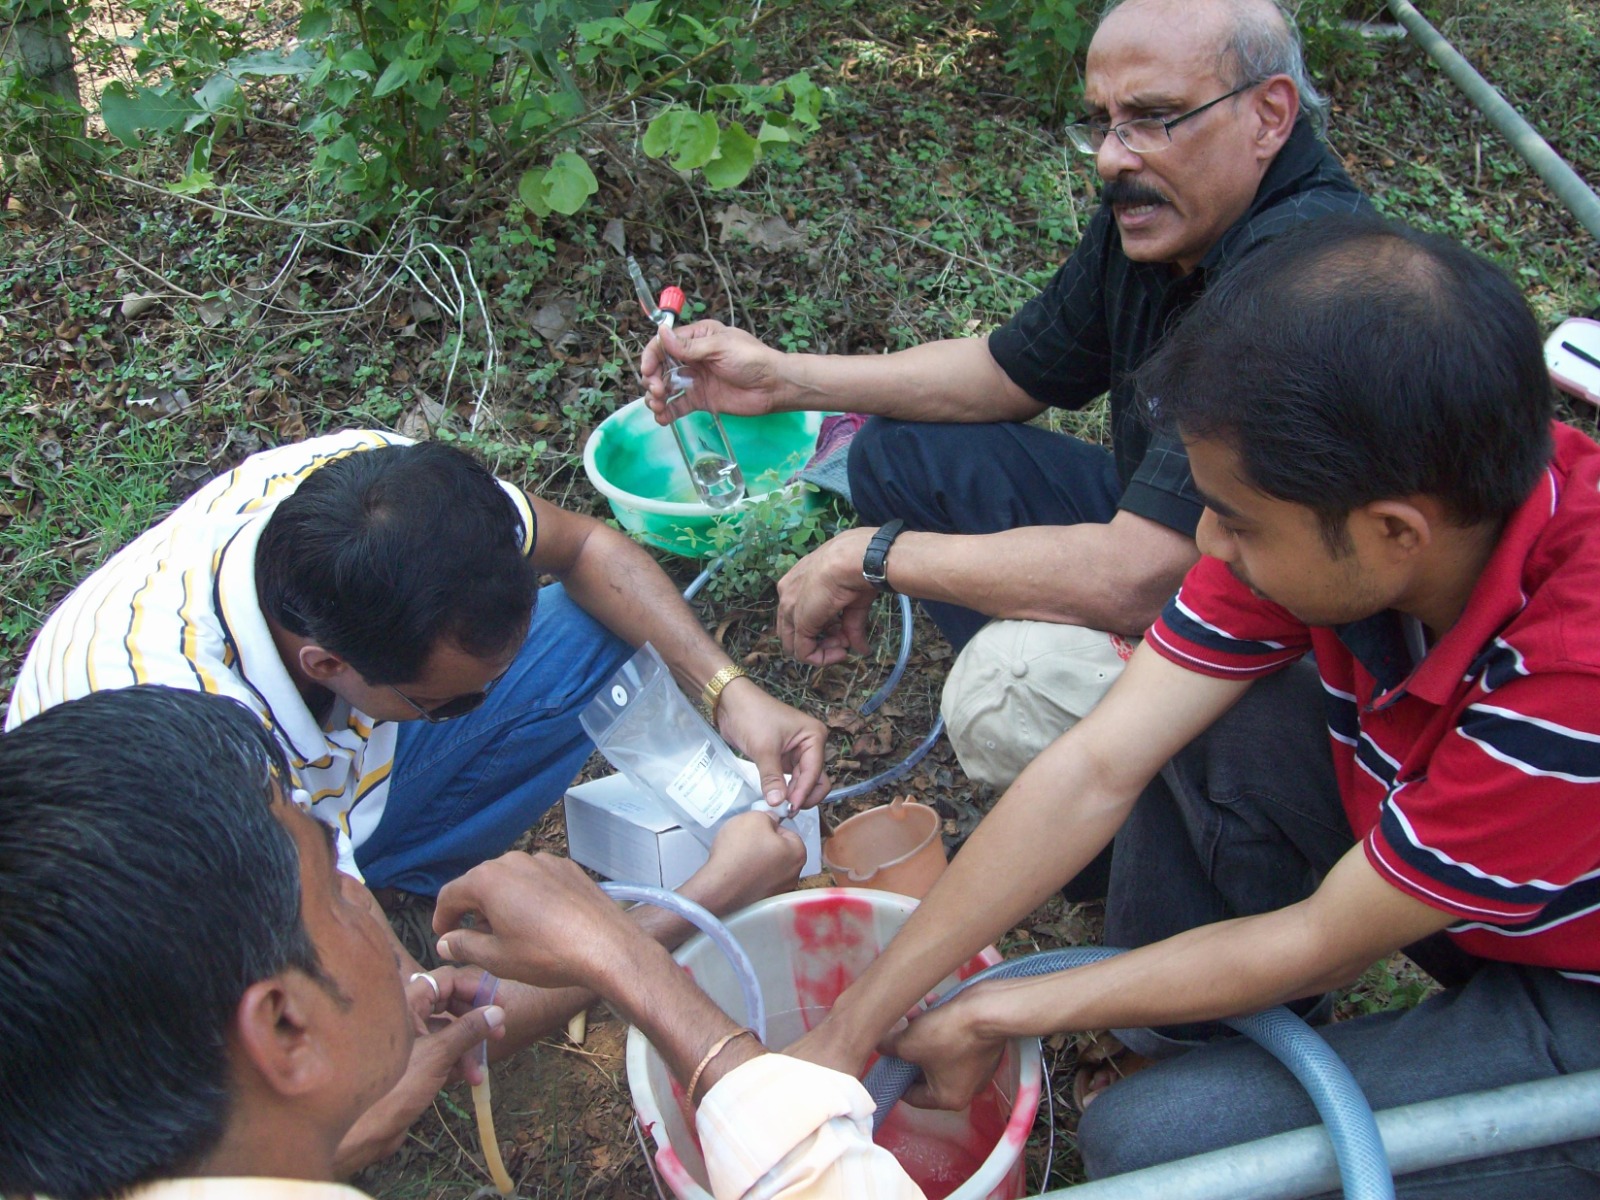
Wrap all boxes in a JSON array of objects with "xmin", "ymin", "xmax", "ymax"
[{"xmin": 987, "ymin": 119, "xmax": 1369, "ymax": 536}]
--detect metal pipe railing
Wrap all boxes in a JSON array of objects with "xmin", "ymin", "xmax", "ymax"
[
  {"xmin": 1035, "ymin": 1068, "xmax": 1600, "ymax": 1200},
  {"xmin": 1384, "ymin": 0, "xmax": 1600, "ymax": 244}
]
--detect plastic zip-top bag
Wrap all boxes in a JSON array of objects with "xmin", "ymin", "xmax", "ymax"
[{"xmin": 580, "ymin": 643, "xmax": 771, "ymax": 847}]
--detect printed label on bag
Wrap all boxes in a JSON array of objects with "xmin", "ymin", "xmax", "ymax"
[{"xmin": 665, "ymin": 741, "xmax": 745, "ymax": 827}]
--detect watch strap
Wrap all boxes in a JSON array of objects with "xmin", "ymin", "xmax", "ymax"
[
  {"xmin": 701, "ymin": 663, "xmax": 749, "ymax": 722},
  {"xmin": 862, "ymin": 519, "xmax": 906, "ymax": 594}
]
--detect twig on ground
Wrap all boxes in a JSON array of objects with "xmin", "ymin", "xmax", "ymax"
[
  {"xmin": 54, "ymin": 209, "xmax": 207, "ymax": 300},
  {"xmin": 866, "ymin": 223, "xmax": 1041, "ymax": 290}
]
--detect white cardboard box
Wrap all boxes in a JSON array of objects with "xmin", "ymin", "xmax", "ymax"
[{"xmin": 564, "ymin": 770, "xmax": 822, "ymax": 889}]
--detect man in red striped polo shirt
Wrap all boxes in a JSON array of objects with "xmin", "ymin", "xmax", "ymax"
[{"xmin": 793, "ymin": 216, "xmax": 1600, "ymax": 1197}]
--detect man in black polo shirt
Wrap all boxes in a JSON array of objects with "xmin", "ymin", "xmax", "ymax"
[{"xmin": 641, "ymin": 0, "xmax": 1368, "ymax": 797}]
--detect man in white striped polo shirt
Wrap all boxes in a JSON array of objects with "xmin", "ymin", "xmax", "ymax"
[{"xmin": 5, "ymin": 428, "xmax": 831, "ymax": 1169}]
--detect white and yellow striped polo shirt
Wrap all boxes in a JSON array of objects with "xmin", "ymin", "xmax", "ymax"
[{"xmin": 5, "ymin": 430, "xmax": 537, "ymax": 875}]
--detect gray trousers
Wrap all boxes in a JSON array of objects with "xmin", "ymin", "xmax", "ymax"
[{"xmin": 1080, "ymin": 661, "xmax": 1600, "ymax": 1197}]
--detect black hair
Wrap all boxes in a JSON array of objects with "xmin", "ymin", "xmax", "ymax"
[
  {"xmin": 255, "ymin": 441, "xmax": 539, "ymax": 684},
  {"xmin": 1142, "ymin": 214, "xmax": 1554, "ymax": 550},
  {"xmin": 0, "ymin": 686, "xmax": 325, "ymax": 1200}
]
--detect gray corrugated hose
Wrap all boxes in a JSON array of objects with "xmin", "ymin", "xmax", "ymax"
[{"xmin": 863, "ymin": 947, "xmax": 1394, "ymax": 1200}]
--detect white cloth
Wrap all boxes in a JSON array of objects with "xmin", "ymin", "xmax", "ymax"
[
  {"xmin": 82, "ymin": 1058, "xmax": 921, "ymax": 1200},
  {"xmin": 698, "ymin": 1054, "xmax": 924, "ymax": 1199},
  {"xmin": 4, "ymin": 430, "xmax": 537, "ymax": 877},
  {"xmin": 120, "ymin": 1180, "xmax": 368, "ymax": 1200}
]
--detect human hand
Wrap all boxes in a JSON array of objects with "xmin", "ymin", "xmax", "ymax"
[
  {"xmin": 434, "ymin": 853, "xmax": 645, "ymax": 993},
  {"xmin": 784, "ymin": 1014, "xmax": 877, "ymax": 1081},
  {"xmin": 642, "ymin": 320, "xmax": 789, "ymax": 422},
  {"xmin": 332, "ymin": 993, "xmax": 505, "ymax": 1174},
  {"xmin": 401, "ymin": 966, "xmax": 499, "ymax": 1084},
  {"xmin": 714, "ymin": 677, "xmax": 831, "ymax": 812},
  {"xmin": 680, "ymin": 810, "xmax": 807, "ymax": 916},
  {"xmin": 775, "ymin": 528, "xmax": 879, "ymax": 666},
  {"xmin": 880, "ymin": 993, "xmax": 1003, "ymax": 1112}
]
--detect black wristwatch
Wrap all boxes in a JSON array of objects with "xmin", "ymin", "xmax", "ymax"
[{"xmin": 861, "ymin": 519, "xmax": 906, "ymax": 594}]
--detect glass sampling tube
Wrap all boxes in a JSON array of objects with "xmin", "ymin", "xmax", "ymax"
[{"xmin": 627, "ymin": 257, "xmax": 745, "ymax": 509}]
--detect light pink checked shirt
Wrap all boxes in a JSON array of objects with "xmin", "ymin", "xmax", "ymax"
[{"xmin": 111, "ymin": 1058, "xmax": 923, "ymax": 1200}]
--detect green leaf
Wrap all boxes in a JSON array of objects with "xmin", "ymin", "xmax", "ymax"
[
  {"xmin": 786, "ymin": 74, "xmax": 822, "ymax": 129},
  {"xmin": 334, "ymin": 48, "xmax": 378, "ymax": 73},
  {"xmin": 517, "ymin": 167, "xmax": 551, "ymax": 217},
  {"xmin": 299, "ymin": 8, "xmax": 333, "ymax": 40},
  {"xmin": 756, "ymin": 115, "xmax": 791, "ymax": 144},
  {"xmin": 325, "ymin": 76, "xmax": 361, "ymax": 107},
  {"xmin": 641, "ymin": 109, "xmax": 678, "ymax": 158},
  {"xmin": 703, "ymin": 123, "xmax": 758, "ymax": 189},
  {"xmin": 642, "ymin": 108, "xmax": 719, "ymax": 171},
  {"xmin": 303, "ymin": 110, "xmax": 342, "ymax": 139},
  {"xmin": 324, "ymin": 132, "xmax": 362, "ymax": 166},
  {"xmin": 226, "ymin": 46, "xmax": 319, "ymax": 78},
  {"xmin": 542, "ymin": 150, "xmax": 598, "ymax": 214},
  {"xmin": 170, "ymin": 138, "xmax": 214, "ymax": 194},
  {"xmin": 372, "ymin": 57, "xmax": 414, "ymax": 98},
  {"xmin": 99, "ymin": 83, "xmax": 200, "ymax": 146},
  {"xmin": 411, "ymin": 77, "xmax": 445, "ymax": 110},
  {"xmin": 191, "ymin": 73, "xmax": 240, "ymax": 116},
  {"xmin": 169, "ymin": 168, "xmax": 214, "ymax": 196}
]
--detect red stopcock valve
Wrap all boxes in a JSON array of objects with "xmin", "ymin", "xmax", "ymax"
[{"xmin": 657, "ymin": 285, "xmax": 686, "ymax": 320}]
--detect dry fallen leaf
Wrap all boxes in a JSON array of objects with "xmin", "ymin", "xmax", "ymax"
[
  {"xmin": 825, "ymin": 706, "xmax": 863, "ymax": 733},
  {"xmin": 714, "ymin": 204, "xmax": 806, "ymax": 253}
]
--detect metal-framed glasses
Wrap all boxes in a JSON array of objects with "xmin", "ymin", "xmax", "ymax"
[
  {"xmin": 389, "ymin": 666, "xmax": 509, "ymax": 724},
  {"xmin": 1065, "ymin": 82, "xmax": 1257, "ymax": 156}
]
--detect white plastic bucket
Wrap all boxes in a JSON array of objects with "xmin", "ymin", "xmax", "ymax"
[{"xmin": 626, "ymin": 889, "xmax": 1043, "ymax": 1199}]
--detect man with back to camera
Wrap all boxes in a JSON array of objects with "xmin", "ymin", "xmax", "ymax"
[
  {"xmin": 0, "ymin": 686, "xmax": 924, "ymax": 1200},
  {"xmin": 3, "ymin": 429, "xmax": 831, "ymax": 1169},
  {"xmin": 641, "ymin": 0, "xmax": 1369, "ymax": 807},
  {"xmin": 778, "ymin": 217, "xmax": 1600, "ymax": 1196}
]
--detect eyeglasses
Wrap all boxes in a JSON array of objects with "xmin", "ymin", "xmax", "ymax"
[
  {"xmin": 388, "ymin": 667, "xmax": 508, "ymax": 725},
  {"xmin": 1065, "ymin": 82, "xmax": 1258, "ymax": 156}
]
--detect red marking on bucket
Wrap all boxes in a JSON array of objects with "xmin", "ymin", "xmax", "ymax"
[
  {"xmin": 874, "ymin": 1081, "xmax": 1011, "ymax": 1200},
  {"xmin": 656, "ymin": 1147, "xmax": 694, "ymax": 1191},
  {"xmin": 667, "ymin": 1076, "xmax": 704, "ymax": 1156},
  {"xmin": 789, "ymin": 892, "xmax": 878, "ymax": 1030},
  {"xmin": 1003, "ymin": 1080, "xmax": 1040, "ymax": 1148},
  {"xmin": 955, "ymin": 953, "xmax": 991, "ymax": 982}
]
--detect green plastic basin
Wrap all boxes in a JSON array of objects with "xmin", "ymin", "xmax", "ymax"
[{"xmin": 583, "ymin": 398, "xmax": 829, "ymax": 558}]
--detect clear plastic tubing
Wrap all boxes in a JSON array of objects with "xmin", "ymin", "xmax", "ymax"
[
  {"xmin": 597, "ymin": 882, "xmax": 767, "ymax": 1042},
  {"xmin": 470, "ymin": 972, "xmax": 515, "ymax": 1195},
  {"xmin": 467, "ymin": 886, "xmax": 764, "ymax": 1195}
]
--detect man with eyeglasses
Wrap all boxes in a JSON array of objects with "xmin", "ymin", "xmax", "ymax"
[
  {"xmin": 640, "ymin": 0, "xmax": 1368, "ymax": 809},
  {"xmin": 4, "ymin": 428, "xmax": 831, "ymax": 1172}
]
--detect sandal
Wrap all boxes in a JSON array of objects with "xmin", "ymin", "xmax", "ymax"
[{"xmin": 1069, "ymin": 1034, "xmax": 1155, "ymax": 1113}]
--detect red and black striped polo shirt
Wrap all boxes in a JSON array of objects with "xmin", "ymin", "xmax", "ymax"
[{"xmin": 1148, "ymin": 421, "xmax": 1600, "ymax": 983}]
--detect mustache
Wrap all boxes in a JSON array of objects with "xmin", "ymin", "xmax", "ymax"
[{"xmin": 1101, "ymin": 177, "xmax": 1170, "ymax": 208}]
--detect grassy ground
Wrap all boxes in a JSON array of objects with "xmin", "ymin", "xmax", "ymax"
[{"xmin": 3, "ymin": 0, "xmax": 1599, "ymax": 1195}]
